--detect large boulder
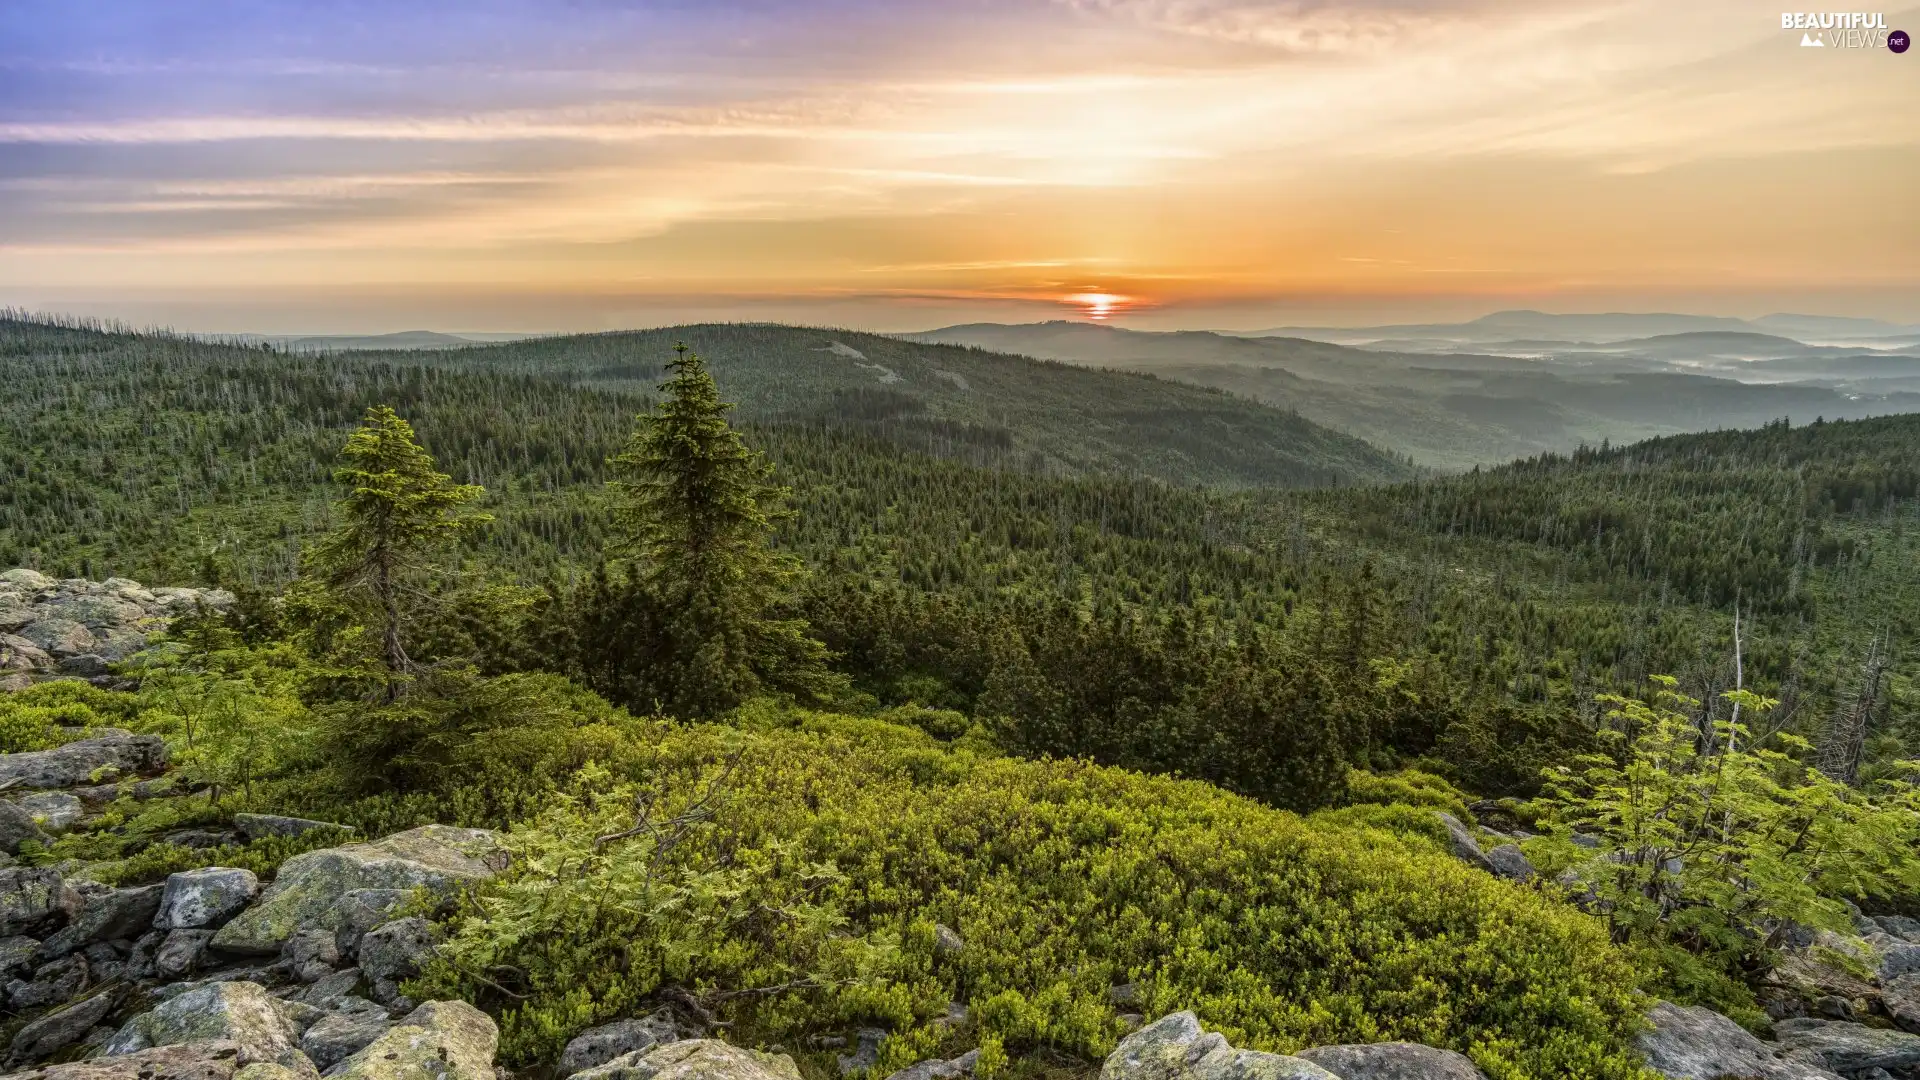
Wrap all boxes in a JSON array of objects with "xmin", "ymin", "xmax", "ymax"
[
  {"xmin": 1295, "ymin": 1043, "xmax": 1488, "ymax": 1079},
  {"xmin": 0, "ymin": 731, "xmax": 168, "ymax": 790},
  {"xmin": 327, "ymin": 1000, "xmax": 497, "ymax": 1080},
  {"xmin": 233, "ymin": 815, "xmax": 348, "ymax": 843},
  {"xmin": 559, "ymin": 1010, "xmax": 684, "ymax": 1077},
  {"xmin": 1481, "ymin": 845, "xmax": 1535, "ymax": 883},
  {"xmin": 212, "ymin": 826, "xmax": 504, "ymax": 954},
  {"xmin": 8, "ymin": 987, "xmax": 121, "ymax": 1064},
  {"xmin": 19, "ymin": 790, "xmax": 87, "ymax": 833},
  {"xmin": 41, "ymin": 882, "xmax": 164, "ymax": 957},
  {"xmin": 0, "ymin": 799, "xmax": 49, "ymax": 854},
  {"xmin": 297, "ymin": 1011, "xmax": 394, "ymax": 1071},
  {"xmin": 0, "ymin": 866, "xmax": 74, "ymax": 936},
  {"xmin": 571, "ymin": 1039, "xmax": 801, "ymax": 1080},
  {"xmin": 1882, "ymin": 973, "xmax": 1920, "ymax": 1034},
  {"xmin": 358, "ymin": 916, "xmax": 436, "ymax": 1005},
  {"xmin": 1773, "ymin": 1018, "xmax": 1920, "ymax": 1075},
  {"xmin": 157, "ymin": 868, "xmax": 260, "ymax": 930},
  {"xmin": 1431, "ymin": 814, "xmax": 1497, "ymax": 875},
  {"xmin": 9, "ymin": 1040, "xmax": 246, "ymax": 1080},
  {"xmin": 1100, "ymin": 1012, "xmax": 1338, "ymax": 1080},
  {"xmin": 1635, "ymin": 1002, "xmax": 1841, "ymax": 1080},
  {"xmin": 101, "ymin": 980, "xmax": 313, "ymax": 1075}
]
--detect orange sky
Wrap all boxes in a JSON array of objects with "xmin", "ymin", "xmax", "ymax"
[{"xmin": 1, "ymin": 0, "xmax": 1916, "ymax": 331}]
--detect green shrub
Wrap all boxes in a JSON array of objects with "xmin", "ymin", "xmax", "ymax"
[
  {"xmin": 419, "ymin": 712, "xmax": 1650, "ymax": 1080},
  {"xmin": 0, "ymin": 679, "xmax": 139, "ymax": 752},
  {"xmin": 1341, "ymin": 768, "xmax": 1475, "ymax": 824}
]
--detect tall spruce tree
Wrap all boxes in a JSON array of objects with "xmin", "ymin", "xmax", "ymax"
[
  {"xmin": 307, "ymin": 405, "xmax": 487, "ymax": 698},
  {"xmin": 582, "ymin": 343, "xmax": 834, "ymax": 717}
]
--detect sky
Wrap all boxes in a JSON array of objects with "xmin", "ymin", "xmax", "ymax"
[{"xmin": 0, "ymin": 0, "xmax": 1916, "ymax": 333}]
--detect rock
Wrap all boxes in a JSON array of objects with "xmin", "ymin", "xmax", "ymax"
[
  {"xmin": 1868, "ymin": 932, "xmax": 1920, "ymax": 980},
  {"xmin": 1635, "ymin": 1002, "xmax": 1841, "ymax": 1079},
  {"xmin": 327, "ymin": 999, "xmax": 497, "ymax": 1080},
  {"xmin": 283, "ymin": 929, "xmax": 341, "ymax": 983},
  {"xmin": 157, "ymin": 929, "xmax": 218, "ymax": 979},
  {"xmin": 1100, "ymin": 1012, "xmax": 1337, "ymax": 1080},
  {"xmin": 570, "ymin": 1040, "xmax": 800, "ymax": 1080},
  {"xmin": 233, "ymin": 1066, "xmax": 311, "ymax": 1080},
  {"xmin": 212, "ymin": 826, "xmax": 503, "ymax": 955},
  {"xmin": 18, "ymin": 791, "xmax": 86, "ymax": 834},
  {"xmin": 1432, "ymin": 813, "xmax": 1497, "ymax": 874},
  {"xmin": 9, "ymin": 954, "xmax": 91, "ymax": 1010},
  {"xmin": 559, "ymin": 1010, "xmax": 683, "ymax": 1077},
  {"xmin": 0, "ymin": 866, "xmax": 73, "ymax": 935},
  {"xmin": 125, "ymin": 929, "xmax": 165, "ymax": 980},
  {"xmin": 0, "ymin": 799, "xmax": 49, "ymax": 854},
  {"xmin": 1874, "ymin": 916, "xmax": 1920, "ymax": 944},
  {"xmin": 10, "ymin": 989, "xmax": 121, "ymax": 1063},
  {"xmin": 291, "ymin": 967, "xmax": 363, "ymax": 1007},
  {"xmin": 884, "ymin": 1053, "xmax": 977, "ymax": 1080},
  {"xmin": 60, "ymin": 655, "xmax": 111, "ymax": 678},
  {"xmin": 1809, "ymin": 995, "xmax": 1855, "ymax": 1022},
  {"xmin": 1773, "ymin": 1018, "xmax": 1920, "ymax": 1075},
  {"xmin": 2, "ymin": 569, "xmax": 55, "ymax": 590},
  {"xmin": 1295, "ymin": 1043, "xmax": 1488, "ymax": 1079},
  {"xmin": 1482, "ymin": 844, "xmax": 1535, "ymax": 883},
  {"xmin": 332, "ymin": 889, "xmax": 410, "ymax": 953},
  {"xmin": 42, "ymin": 882, "xmax": 164, "ymax": 958},
  {"xmin": 10, "ymin": 1040, "xmax": 247, "ymax": 1080},
  {"xmin": 357, "ymin": 916, "xmax": 436, "ymax": 1004},
  {"xmin": 1110, "ymin": 983, "xmax": 1141, "ymax": 1007},
  {"xmin": 233, "ymin": 815, "xmax": 349, "ymax": 843},
  {"xmin": 158, "ymin": 868, "xmax": 261, "ymax": 930},
  {"xmin": 1883, "ymin": 973, "xmax": 1920, "ymax": 1034},
  {"xmin": 0, "ymin": 731, "xmax": 168, "ymax": 790},
  {"xmin": 933, "ymin": 924, "xmax": 965, "ymax": 956},
  {"xmin": 103, "ymin": 981, "xmax": 312, "ymax": 1073},
  {"xmin": 21, "ymin": 618, "xmax": 97, "ymax": 658},
  {"xmin": 0, "ymin": 933, "xmax": 39, "ymax": 976},
  {"xmin": 297, "ymin": 1011, "xmax": 393, "ymax": 1071},
  {"xmin": 837, "ymin": 1028, "xmax": 887, "ymax": 1076}
]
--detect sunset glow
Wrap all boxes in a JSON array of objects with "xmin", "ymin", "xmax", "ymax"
[{"xmin": 0, "ymin": 1, "xmax": 1915, "ymax": 332}]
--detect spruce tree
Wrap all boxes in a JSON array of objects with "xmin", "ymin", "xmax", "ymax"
[
  {"xmin": 585, "ymin": 343, "xmax": 834, "ymax": 717},
  {"xmin": 307, "ymin": 405, "xmax": 488, "ymax": 698}
]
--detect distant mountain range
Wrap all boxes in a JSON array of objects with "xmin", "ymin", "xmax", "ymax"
[
  {"xmin": 910, "ymin": 316, "xmax": 1920, "ymax": 469},
  {"xmin": 215, "ymin": 330, "xmax": 538, "ymax": 351}
]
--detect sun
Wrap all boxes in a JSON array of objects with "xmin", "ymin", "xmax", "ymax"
[{"xmin": 1065, "ymin": 291, "xmax": 1128, "ymax": 321}]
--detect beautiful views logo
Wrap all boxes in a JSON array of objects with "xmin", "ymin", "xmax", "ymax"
[{"xmin": 1781, "ymin": 11, "xmax": 1905, "ymax": 48}]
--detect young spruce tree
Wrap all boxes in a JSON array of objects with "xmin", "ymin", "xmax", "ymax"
[
  {"xmin": 582, "ymin": 343, "xmax": 834, "ymax": 717},
  {"xmin": 306, "ymin": 405, "xmax": 488, "ymax": 700}
]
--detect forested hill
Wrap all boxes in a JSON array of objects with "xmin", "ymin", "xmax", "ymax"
[{"xmin": 327, "ymin": 321, "xmax": 1413, "ymax": 488}]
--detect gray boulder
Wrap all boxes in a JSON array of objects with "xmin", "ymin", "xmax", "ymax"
[
  {"xmin": 157, "ymin": 868, "xmax": 260, "ymax": 930},
  {"xmin": 0, "ymin": 867, "xmax": 74, "ymax": 936},
  {"xmin": 1295, "ymin": 1043, "xmax": 1487, "ymax": 1079},
  {"xmin": 157, "ymin": 929, "xmax": 217, "ymax": 979},
  {"xmin": 212, "ymin": 826, "xmax": 503, "ymax": 955},
  {"xmin": 102, "ymin": 980, "xmax": 312, "ymax": 1074},
  {"xmin": 1482, "ymin": 845, "xmax": 1534, "ymax": 883},
  {"xmin": 933, "ymin": 923, "xmax": 965, "ymax": 956},
  {"xmin": 1882, "ymin": 973, "xmax": 1920, "ymax": 1034},
  {"xmin": 0, "ymin": 731, "xmax": 167, "ymax": 790},
  {"xmin": 42, "ymin": 882, "xmax": 165, "ymax": 958},
  {"xmin": 296, "ymin": 1011, "xmax": 393, "ymax": 1071},
  {"xmin": 1, "ymin": 633, "xmax": 52, "ymax": 668},
  {"xmin": 357, "ymin": 916, "xmax": 436, "ymax": 1004},
  {"xmin": 20, "ymin": 618, "xmax": 97, "ymax": 658},
  {"xmin": 18, "ymin": 791, "xmax": 86, "ymax": 833},
  {"xmin": 290, "ymin": 968, "xmax": 363, "ymax": 1008},
  {"xmin": 1100, "ymin": 1012, "xmax": 1338, "ymax": 1080},
  {"xmin": 1432, "ymin": 814, "xmax": 1497, "ymax": 875},
  {"xmin": 326, "ymin": 999, "xmax": 497, "ymax": 1080},
  {"xmin": 1874, "ymin": 916, "xmax": 1920, "ymax": 944},
  {"xmin": 9, "ymin": 988, "xmax": 121, "ymax": 1063},
  {"xmin": 8, "ymin": 953, "xmax": 91, "ymax": 1010},
  {"xmin": 1868, "ymin": 932, "xmax": 1920, "ymax": 981},
  {"xmin": 559, "ymin": 1010, "xmax": 684, "ymax": 1077},
  {"xmin": 233, "ymin": 815, "xmax": 348, "ymax": 843},
  {"xmin": 9, "ymin": 1040, "xmax": 246, "ymax": 1080},
  {"xmin": 0, "ymin": 933, "xmax": 39, "ymax": 976},
  {"xmin": 885, "ymin": 1052, "xmax": 978, "ymax": 1080},
  {"xmin": 837, "ymin": 1028, "xmax": 887, "ymax": 1076},
  {"xmin": 0, "ymin": 799, "xmax": 49, "ymax": 854},
  {"xmin": 1635, "ymin": 1002, "xmax": 1841, "ymax": 1079},
  {"xmin": 283, "ymin": 929, "xmax": 341, "ymax": 983},
  {"xmin": 1773, "ymin": 1018, "xmax": 1920, "ymax": 1075},
  {"xmin": 570, "ymin": 1040, "xmax": 801, "ymax": 1080}
]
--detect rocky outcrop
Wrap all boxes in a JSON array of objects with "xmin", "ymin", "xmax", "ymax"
[
  {"xmin": 212, "ymin": 825, "xmax": 504, "ymax": 955},
  {"xmin": 570, "ymin": 1039, "xmax": 802, "ymax": 1080},
  {"xmin": 8, "ymin": 987, "xmax": 121, "ymax": 1063},
  {"xmin": 1432, "ymin": 814, "xmax": 1498, "ymax": 876},
  {"xmin": 0, "ymin": 570, "xmax": 232, "ymax": 689},
  {"xmin": 157, "ymin": 868, "xmax": 261, "ymax": 930},
  {"xmin": 1100, "ymin": 1012, "xmax": 1339, "ymax": 1080},
  {"xmin": 9, "ymin": 1040, "xmax": 248, "ymax": 1080},
  {"xmin": 326, "ymin": 999, "xmax": 497, "ymax": 1080},
  {"xmin": 0, "ymin": 866, "xmax": 75, "ymax": 936},
  {"xmin": 1774, "ymin": 1017, "xmax": 1920, "ymax": 1076},
  {"xmin": 1295, "ymin": 1043, "xmax": 1489, "ymax": 1079},
  {"xmin": 1634, "ymin": 1001, "xmax": 1840, "ymax": 1080},
  {"xmin": 558, "ymin": 1009, "xmax": 686, "ymax": 1077},
  {"xmin": 0, "ymin": 731, "xmax": 168, "ymax": 790},
  {"xmin": 102, "ymin": 980, "xmax": 312, "ymax": 1074}
]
